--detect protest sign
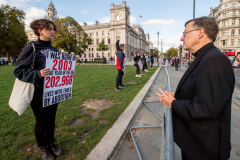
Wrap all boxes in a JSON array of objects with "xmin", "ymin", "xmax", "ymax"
[
  {"xmin": 43, "ymin": 51, "xmax": 76, "ymax": 108},
  {"xmin": 138, "ymin": 60, "xmax": 143, "ymax": 70}
]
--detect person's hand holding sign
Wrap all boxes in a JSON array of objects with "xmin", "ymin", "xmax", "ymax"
[
  {"xmin": 156, "ymin": 89, "xmax": 176, "ymax": 107},
  {"xmin": 73, "ymin": 71, "xmax": 76, "ymax": 78},
  {"xmin": 40, "ymin": 68, "xmax": 50, "ymax": 77}
]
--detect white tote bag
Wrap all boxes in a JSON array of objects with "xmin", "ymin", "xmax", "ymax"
[{"xmin": 8, "ymin": 42, "xmax": 36, "ymax": 115}]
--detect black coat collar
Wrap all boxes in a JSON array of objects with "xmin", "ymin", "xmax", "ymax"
[{"xmin": 175, "ymin": 43, "xmax": 216, "ymax": 95}]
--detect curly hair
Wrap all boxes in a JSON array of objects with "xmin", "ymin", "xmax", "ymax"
[{"xmin": 30, "ymin": 19, "xmax": 57, "ymax": 36}]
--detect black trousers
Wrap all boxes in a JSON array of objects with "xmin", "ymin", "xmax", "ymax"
[
  {"xmin": 116, "ymin": 69, "xmax": 124, "ymax": 87},
  {"xmin": 151, "ymin": 62, "xmax": 153, "ymax": 68},
  {"xmin": 142, "ymin": 61, "xmax": 147, "ymax": 70},
  {"xmin": 182, "ymin": 151, "xmax": 193, "ymax": 160},
  {"xmin": 175, "ymin": 64, "xmax": 178, "ymax": 71},
  {"xmin": 144, "ymin": 62, "xmax": 148, "ymax": 70},
  {"xmin": 135, "ymin": 64, "xmax": 140, "ymax": 74},
  {"xmin": 31, "ymin": 87, "xmax": 58, "ymax": 147}
]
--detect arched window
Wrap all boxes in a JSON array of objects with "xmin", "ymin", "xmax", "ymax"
[
  {"xmin": 117, "ymin": 14, "xmax": 119, "ymax": 21},
  {"xmin": 92, "ymin": 53, "xmax": 94, "ymax": 57}
]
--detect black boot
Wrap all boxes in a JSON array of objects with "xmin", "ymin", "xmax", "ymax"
[
  {"xmin": 48, "ymin": 141, "xmax": 62, "ymax": 157},
  {"xmin": 38, "ymin": 146, "xmax": 55, "ymax": 160}
]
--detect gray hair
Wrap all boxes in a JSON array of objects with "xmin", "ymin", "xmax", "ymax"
[{"xmin": 185, "ymin": 17, "xmax": 219, "ymax": 42}]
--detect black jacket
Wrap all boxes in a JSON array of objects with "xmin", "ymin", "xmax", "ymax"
[
  {"xmin": 150, "ymin": 56, "xmax": 154, "ymax": 63},
  {"xmin": 134, "ymin": 56, "xmax": 140, "ymax": 63},
  {"xmin": 171, "ymin": 43, "xmax": 234, "ymax": 160},
  {"xmin": 14, "ymin": 40, "xmax": 58, "ymax": 89},
  {"xmin": 141, "ymin": 55, "xmax": 146, "ymax": 62},
  {"xmin": 174, "ymin": 57, "xmax": 180, "ymax": 66}
]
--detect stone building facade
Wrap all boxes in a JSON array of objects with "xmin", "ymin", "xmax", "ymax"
[
  {"xmin": 210, "ymin": 0, "xmax": 240, "ymax": 56},
  {"xmin": 26, "ymin": 1, "xmax": 152, "ymax": 59},
  {"xmin": 81, "ymin": 1, "xmax": 152, "ymax": 59}
]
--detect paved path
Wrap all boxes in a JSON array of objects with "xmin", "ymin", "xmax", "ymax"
[{"xmin": 113, "ymin": 66, "xmax": 240, "ymax": 160}]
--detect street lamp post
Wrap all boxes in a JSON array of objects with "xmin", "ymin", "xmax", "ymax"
[
  {"xmin": 193, "ymin": 0, "xmax": 195, "ymax": 19},
  {"xmin": 157, "ymin": 31, "xmax": 159, "ymax": 53}
]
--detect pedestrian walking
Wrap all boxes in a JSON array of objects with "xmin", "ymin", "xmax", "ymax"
[
  {"xmin": 13, "ymin": 57, "xmax": 16, "ymax": 66},
  {"xmin": 85, "ymin": 58, "xmax": 87, "ymax": 64},
  {"xmin": 171, "ymin": 57, "xmax": 174, "ymax": 66},
  {"xmin": 174, "ymin": 56, "xmax": 180, "ymax": 71},
  {"xmin": 147, "ymin": 56, "xmax": 150, "ymax": 66},
  {"xmin": 150, "ymin": 54, "xmax": 154, "ymax": 68},
  {"xmin": 157, "ymin": 17, "xmax": 234, "ymax": 160},
  {"xmin": 115, "ymin": 40, "xmax": 126, "ymax": 91},
  {"xmin": 2, "ymin": 59, "xmax": 5, "ymax": 66},
  {"xmin": 233, "ymin": 59, "xmax": 238, "ymax": 68},
  {"xmin": 134, "ymin": 53, "xmax": 141, "ymax": 77},
  {"xmin": 14, "ymin": 19, "xmax": 76, "ymax": 160},
  {"xmin": 141, "ymin": 53, "xmax": 148, "ymax": 72}
]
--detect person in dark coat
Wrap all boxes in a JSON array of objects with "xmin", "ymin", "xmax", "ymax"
[
  {"xmin": 14, "ymin": 19, "xmax": 76, "ymax": 160},
  {"xmin": 134, "ymin": 53, "xmax": 141, "ymax": 77},
  {"xmin": 150, "ymin": 55, "xmax": 154, "ymax": 68},
  {"xmin": 174, "ymin": 56, "xmax": 180, "ymax": 71},
  {"xmin": 157, "ymin": 17, "xmax": 234, "ymax": 160},
  {"xmin": 141, "ymin": 53, "xmax": 148, "ymax": 72},
  {"xmin": 115, "ymin": 40, "xmax": 126, "ymax": 91}
]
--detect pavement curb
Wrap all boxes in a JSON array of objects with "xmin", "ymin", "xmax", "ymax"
[{"xmin": 86, "ymin": 66, "xmax": 162, "ymax": 160}]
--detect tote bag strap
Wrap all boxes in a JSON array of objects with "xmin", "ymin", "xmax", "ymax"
[{"xmin": 30, "ymin": 42, "xmax": 36, "ymax": 69}]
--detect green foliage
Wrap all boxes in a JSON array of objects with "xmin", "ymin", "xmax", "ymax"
[
  {"xmin": 0, "ymin": 65, "xmax": 158, "ymax": 159},
  {"xmin": 76, "ymin": 57, "xmax": 79, "ymax": 63},
  {"xmin": 0, "ymin": 4, "xmax": 28, "ymax": 59},
  {"xmin": 150, "ymin": 48, "xmax": 159, "ymax": 57},
  {"xmin": 97, "ymin": 41, "xmax": 108, "ymax": 57},
  {"xmin": 52, "ymin": 16, "xmax": 92, "ymax": 56},
  {"xmin": 166, "ymin": 47, "xmax": 178, "ymax": 57}
]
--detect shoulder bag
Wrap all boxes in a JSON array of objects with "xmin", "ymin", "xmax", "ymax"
[{"xmin": 8, "ymin": 42, "xmax": 36, "ymax": 115}]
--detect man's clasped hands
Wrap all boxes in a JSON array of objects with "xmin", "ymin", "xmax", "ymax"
[{"xmin": 156, "ymin": 89, "xmax": 176, "ymax": 107}]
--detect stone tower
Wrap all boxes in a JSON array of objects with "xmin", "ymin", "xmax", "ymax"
[
  {"xmin": 110, "ymin": 1, "xmax": 130, "ymax": 25},
  {"xmin": 45, "ymin": 1, "xmax": 57, "ymax": 22}
]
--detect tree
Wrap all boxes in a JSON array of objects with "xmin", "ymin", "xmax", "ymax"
[
  {"xmin": 52, "ymin": 16, "xmax": 92, "ymax": 56},
  {"xmin": 0, "ymin": 4, "xmax": 28, "ymax": 60},
  {"xmin": 166, "ymin": 47, "xmax": 178, "ymax": 57},
  {"xmin": 97, "ymin": 40, "xmax": 108, "ymax": 58},
  {"xmin": 150, "ymin": 47, "xmax": 159, "ymax": 57}
]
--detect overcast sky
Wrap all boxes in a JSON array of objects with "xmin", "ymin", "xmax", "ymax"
[{"xmin": 1, "ymin": 0, "xmax": 220, "ymax": 51}]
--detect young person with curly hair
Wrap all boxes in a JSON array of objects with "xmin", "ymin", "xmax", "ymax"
[{"xmin": 14, "ymin": 19, "xmax": 75, "ymax": 160}]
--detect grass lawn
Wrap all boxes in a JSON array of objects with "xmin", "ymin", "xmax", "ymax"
[{"xmin": 0, "ymin": 65, "xmax": 158, "ymax": 159}]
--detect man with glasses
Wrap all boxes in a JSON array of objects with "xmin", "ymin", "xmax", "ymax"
[{"xmin": 157, "ymin": 17, "xmax": 234, "ymax": 160}]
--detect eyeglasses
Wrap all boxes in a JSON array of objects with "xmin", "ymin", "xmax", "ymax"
[{"xmin": 183, "ymin": 29, "xmax": 200, "ymax": 37}]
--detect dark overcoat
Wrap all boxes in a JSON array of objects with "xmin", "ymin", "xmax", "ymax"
[{"xmin": 172, "ymin": 43, "xmax": 235, "ymax": 160}]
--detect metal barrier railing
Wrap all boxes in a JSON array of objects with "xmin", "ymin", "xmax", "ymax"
[
  {"xmin": 180, "ymin": 60, "xmax": 188, "ymax": 73},
  {"xmin": 129, "ymin": 63, "xmax": 174, "ymax": 160},
  {"xmin": 160, "ymin": 63, "xmax": 175, "ymax": 160}
]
